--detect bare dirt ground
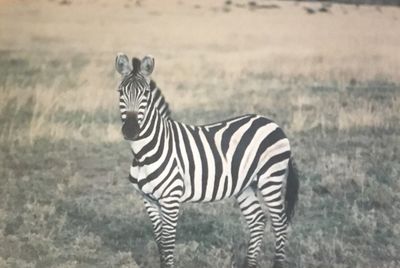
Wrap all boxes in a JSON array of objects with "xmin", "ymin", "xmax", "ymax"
[{"xmin": 1, "ymin": 0, "xmax": 400, "ymax": 267}]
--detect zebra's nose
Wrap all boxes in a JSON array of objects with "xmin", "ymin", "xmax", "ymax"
[
  {"xmin": 126, "ymin": 111, "xmax": 137, "ymax": 119},
  {"xmin": 122, "ymin": 111, "xmax": 140, "ymax": 140}
]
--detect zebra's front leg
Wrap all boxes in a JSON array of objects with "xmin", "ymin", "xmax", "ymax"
[
  {"xmin": 159, "ymin": 194, "xmax": 181, "ymax": 268},
  {"xmin": 143, "ymin": 199, "xmax": 165, "ymax": 266}
]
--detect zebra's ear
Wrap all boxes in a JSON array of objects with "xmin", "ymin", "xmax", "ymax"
[
  {"xmin": 140, "ymin": 55, "xmax": 155, "ymax": 76},
  {"xmin": 115, "ymin": 53, "xmax": 132, "ymax": 76}
]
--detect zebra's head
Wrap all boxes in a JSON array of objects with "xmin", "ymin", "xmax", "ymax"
[{"xmin": 115, "ymin": 53, "xmax": 155, "ymax": 141}]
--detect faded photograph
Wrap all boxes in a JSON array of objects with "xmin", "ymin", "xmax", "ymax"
[{"xmin": 0, "ymin": 0, "xmax": 399, "ymax": 267}]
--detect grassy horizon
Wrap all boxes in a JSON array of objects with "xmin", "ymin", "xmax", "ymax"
[{"xmin": 1, "ymin": 0, "xmax": 400, "ymax": 267}]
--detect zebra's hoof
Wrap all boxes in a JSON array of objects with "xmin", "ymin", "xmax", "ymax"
[{"xmin": 272, "ymin": 260, "xmax": 285, "ymax": 268}]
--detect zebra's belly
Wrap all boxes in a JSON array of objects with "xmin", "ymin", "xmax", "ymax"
[{"xmin": 180, "ymin": 167, "xmax": 258, "ymax": 203}]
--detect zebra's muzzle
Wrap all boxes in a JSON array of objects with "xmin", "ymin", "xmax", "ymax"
[{"xmin": 122, "ymin": 111, "xmax": 140, "ymax": 140}]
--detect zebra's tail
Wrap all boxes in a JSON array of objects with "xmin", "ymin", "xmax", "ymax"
[{"xmin": 285, "ymin": 158, "xmax": 299, "ymax": 223}]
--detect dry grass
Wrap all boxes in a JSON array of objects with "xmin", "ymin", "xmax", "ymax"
[
  {"xmin": 1, "ymin": 0, "xmax": 399, "ymax": 144},
  {"xmin": 1, "ymin": 0, "xmax": 400, "ymax": 267}
]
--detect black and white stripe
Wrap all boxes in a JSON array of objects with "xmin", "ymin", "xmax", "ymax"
[{"xmin": 115, "ymin": 54, "xmax": 299, "ymax": 268}]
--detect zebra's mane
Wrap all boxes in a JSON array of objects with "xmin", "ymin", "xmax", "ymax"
[
  {"xmin": 132, "ymin": 57, "xmax": 141, "ymax": 74},
  {"xmin": 149, "ymin": 80, "xmax": 171, "ymax": 119}
]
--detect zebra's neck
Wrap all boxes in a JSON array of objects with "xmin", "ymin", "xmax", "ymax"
[{"xmin": 129, "ymin": 93, "xmax": 170, "ymax": 163}]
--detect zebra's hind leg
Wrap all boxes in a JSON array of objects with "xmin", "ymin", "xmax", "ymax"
[
  {"xmin": 258, "ymin": 165, "xmax": 289, "ymax": 268},
  {"xmin": 236, "ymin": 185, "xmax": 266, "ymax": 268}
]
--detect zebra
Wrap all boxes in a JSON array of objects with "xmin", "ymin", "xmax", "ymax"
[{"xmin": 115, "ymin": 54, "xmax": 299, "ymax": 268}]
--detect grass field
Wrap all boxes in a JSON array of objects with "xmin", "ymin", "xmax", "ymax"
[{"xmin": 1, "ymin": 0, "xmax": 400, "ymax": 267}]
